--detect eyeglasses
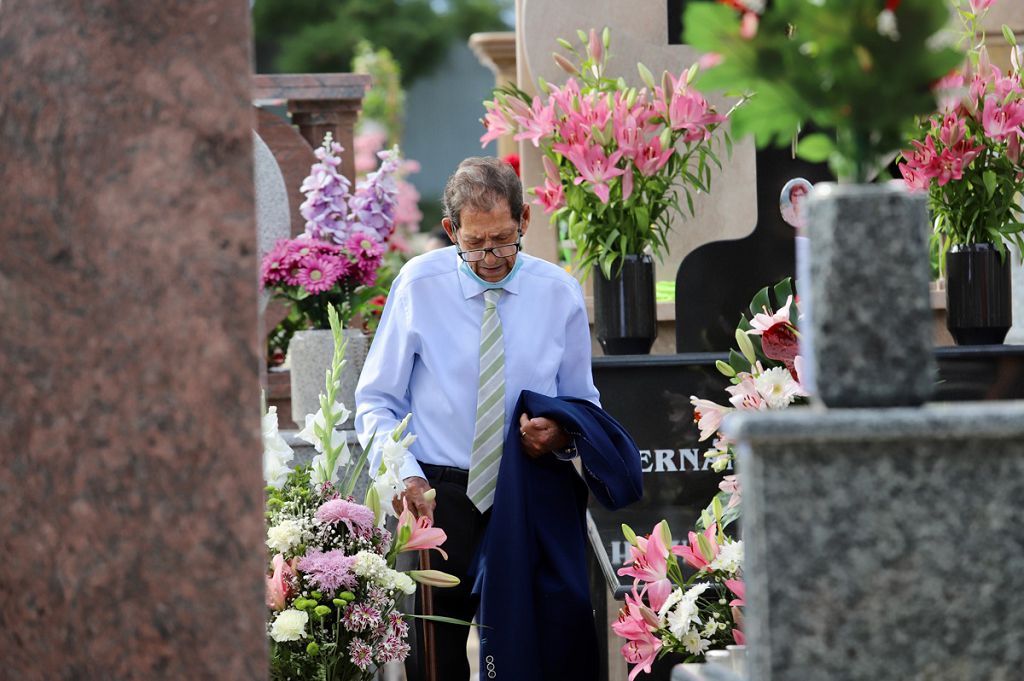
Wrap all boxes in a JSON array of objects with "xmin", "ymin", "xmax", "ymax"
[{"xmin": 455, "ymin": 229, "xmax": 523, "ymax": 263}]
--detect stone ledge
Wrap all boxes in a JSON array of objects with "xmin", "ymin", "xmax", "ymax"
[{"xmin": 726, "ymin": 399, "xmax": 1024, "ymax": 443}]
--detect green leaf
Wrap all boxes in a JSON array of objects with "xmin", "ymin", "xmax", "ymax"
[
  {"xmin": 728, "ymin": 348, "xmax": 751, "ymax": 374},
  {"xmin": 796, "ymin": 133, "xmax": 834, "ymax": 163},
  {"xmin": 748, "ymin": 286, "xmax": 771, "ymax": 318},
  {"xmin": 773, "ymin": 277, "xmax": 794, "ymax": 308},
  {"xmin": 407, "ymin": 614, "xmax": 485, "ymax": 628},
  {"xmin": 996, "ymin": 223, "xmax": 1024, "ymax": 234},
  {"xmin": 984, "ymin": 170, "xmax": 998, "ymax": 198}
]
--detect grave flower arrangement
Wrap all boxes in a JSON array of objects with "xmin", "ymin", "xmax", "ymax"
[
  {"xmin": 261, "ymin": 133, "xmax": 401, "ymax": 331},
  {"xmin": 898, "ymin": 0, "xmax": 1024, "ymax": 262},
  {"xmin": 615, "ymin": 515, "xmax": 745, "ymax": 680},
  {"xmin": 481, "ymin": 28, "xmax": 733, "ymax": 277},
  {"xmin": 683, "ymin": 0, "xmax": 964, "ymax": 183},
  {"xmin": 262, "ymin": 306, "xmax": 458, "ymax": 681},
  {"xmin": 613, "ymin": 279, "xmax": 806, "ymax": 678}
]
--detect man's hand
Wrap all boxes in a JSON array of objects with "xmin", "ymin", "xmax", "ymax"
[
  {"xmin": 519, "ymin": 413, "xmax": 570, "ymax": 459},
  {"xmin": 395, "ymin": 476, "xmax": 435, "ymax": 521}
]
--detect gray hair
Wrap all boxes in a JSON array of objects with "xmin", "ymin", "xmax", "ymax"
[{"xmin": 442, "ymin": 157, "xmax": 524, "ymax": 229}]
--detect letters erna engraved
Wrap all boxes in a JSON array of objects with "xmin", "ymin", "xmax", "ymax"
[{"xmin": 638, "ymin": 448, "xmax": 735, "ymax": 473}]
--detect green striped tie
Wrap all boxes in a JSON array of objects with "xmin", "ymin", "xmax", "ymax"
[{"xmin": 467, "ymin": 288, "xmax": 505, "ymax": 512}]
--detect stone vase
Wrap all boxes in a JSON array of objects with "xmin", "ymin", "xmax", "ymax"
[
  {"xmin": 288, "ymin": 328, "xmax": 370, "ymax": 428},
  {"xmin": 592, "ymin": 254, "xmax": 657, "ymax": 355},
  {"xmin": 802, "ymin": 184, "xmax": 936, "ymax": 407},
  {"xmin": 945, "ymin": 242, "xmax": 1012, "ymax": 345}
]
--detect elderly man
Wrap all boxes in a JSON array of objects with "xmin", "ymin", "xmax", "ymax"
[{"xmin": 355, "ymin": 156, "xmax": 600, "ymax": 679}]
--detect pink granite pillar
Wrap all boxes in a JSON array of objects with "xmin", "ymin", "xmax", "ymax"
[{"xmin": 0, "ymin": 2, "xmax": 266, "ymax": 679}]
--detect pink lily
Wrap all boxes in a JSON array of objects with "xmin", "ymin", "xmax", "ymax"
[
  {"xmin": 622, "ymin": 628, "xmax": 663, "ymax": 681},
  {"xmin": 970, "ymin": 0, "xmax": 997, "ymax": 13},
  {"xmin": 634, "ymin": 136, "xmax": 674, "ymax": 177},
  {"xmin": 612, "ymin": 588, "xmax": 660, "ymax": 641},
  {"xmin": 719, "ymin": 475, "xmax": 742, "ymax": 510},
  {"xmin": 617, "ymin": 521, "xmax": 674, "ymax": 611},
  {"xmin": 725, "ymin": 578, "xmax": 746, "ymax": 607},
  {"xmin": 725, "ymin": 373, "xmax": 766, "ymax": 410},
  {"xmin": 748, "ymin": 295, "xmax": 793, "ymax": 335},
  {"xmin": 549, "ymin": 78, "xmax": 581, "ymax": 116},
  {"xmin": 266, "ymin": 553, "xmax": 295, "ymax": 611},
  {"xmin": 689, "ymin": 396, "xmax": 733, "ymax": 442},
  {"xmin": 983, "ymin": 96, "xmax": 1024, "ymax": 141},
  {"xmin": 565, "ymin": 143, "xmax": 625, "ymax": 204},
  {"xmin": 898, "ymin": 162, "xmax": 930, "ymax": 192},
  {"xmin": 670, "ymin": 524, "xmax": 719, "ymax": 572},
  {"xmin": 513, "ymin": 96, "xmax": 557, "ymax": 148},
  {"xmin": 397, "ymin": 498, "xmax": 449, "ymax": 559},
  {"xmin": 480, "ymin": 106, "xmax": 513, "ymax": 147}
]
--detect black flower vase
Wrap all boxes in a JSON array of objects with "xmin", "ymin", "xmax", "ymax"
[
  {"xmin": 592, "ymin": 254, "xmax": 657, "ymax": 355},
  {"xmin": 946, "ymin": 243, "xmax": 1012, "ymax": 345}
]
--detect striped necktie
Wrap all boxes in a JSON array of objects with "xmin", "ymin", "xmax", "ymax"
[{"xmin": 466, "ymin": 288, "xmax": 505, "ymax": 512}]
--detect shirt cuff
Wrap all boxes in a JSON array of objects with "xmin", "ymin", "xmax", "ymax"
[
  {"xmin": 552, "ymin": 435, "xmax": 579, "ymax": 461},
  {"xmin": 399, "ymin": 455, "xmax": 426, "ymax": 482}
]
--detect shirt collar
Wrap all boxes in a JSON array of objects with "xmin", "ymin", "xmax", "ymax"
[{"xmin": 454, "ymin": 249, "xmax": 523, "ymax": 300}]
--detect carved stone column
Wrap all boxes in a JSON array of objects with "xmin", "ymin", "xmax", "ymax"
[
  {"xmin": 469, "ymin": 31, "xmax": 518, "ymax": 158},
  {"xmin": 252, "ymin": 73, "xmax": 371, "ymax": 184}
]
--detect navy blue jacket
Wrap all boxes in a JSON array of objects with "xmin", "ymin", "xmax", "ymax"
[{"xmin": 473, "ymin": 391, "xmax": 643, "ymax": 681}]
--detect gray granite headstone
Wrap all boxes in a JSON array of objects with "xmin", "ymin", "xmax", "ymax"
[
  {"xmin": 803, "ymin": 184, "xmax": 935, "ymax": 407},
  {"xmin": 1007, "ymin": 244, "xmax": 1024, "ymax": 344},
  {"xmin": 728, "ymin": 402, "xmax": 1024, "ymax": 681},
  {"xmin": 253, "ymin": 130, "xmax": 291, "ymax": 312}
]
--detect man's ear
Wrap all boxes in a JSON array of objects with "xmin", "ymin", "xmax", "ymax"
[
  {"xmin": 520, "ymin": 203, "xmax": 531, "ymax": 237},
  {"xmin": 441, "ymin": 217, "xmax": 457, "ymax": 243}
]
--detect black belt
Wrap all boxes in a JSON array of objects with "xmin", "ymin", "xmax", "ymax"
[{"xmin": 419, "ymin": 463, "xmax": 469, "ymax": 486}]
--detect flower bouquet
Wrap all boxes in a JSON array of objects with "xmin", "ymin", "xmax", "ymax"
[
  {"xmin": 261, "ymin": 306, "xmax": 458, "ymax": 681},
  {"xmin": 898, "ymin": 0, "xmax": 1024, "ymax": 261},
  {"xmin": 612, "ymin": 280, "xmax": 806, "ymax": 679},
  {"xmin": 261, "ymin": 133, "xmax": 401, "ymax": 337},
  {"xmin": 615, "ymin": 516, "xmax": 745, "ymax": 680},
  {"xmin": 481, "ymin": 28, "xmax": 732, "ymax": 277}
]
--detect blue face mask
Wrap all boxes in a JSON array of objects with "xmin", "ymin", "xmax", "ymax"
[{"xmin": 459, "ymin": 256, "xmax": 524, "ymax": 289}]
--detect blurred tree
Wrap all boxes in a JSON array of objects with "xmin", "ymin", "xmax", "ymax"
[{"xmin": 253, "ymin": 0, "xmax": 511, "ymax": 84}]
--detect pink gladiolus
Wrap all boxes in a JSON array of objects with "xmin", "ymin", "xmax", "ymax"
[
  {"xmin": 566, "ymin": 144, "xmax": 625, "ymax": 204},
  {"xmin": 983, "ymin": 96, "xmax": 1024, "ymax": 141},
  {"xmin": 725, "ymin": 578, "xmax": 746, "ymax": 607},
  {"xmin": 670, "ymin": 524, "xmax": 719, "ymax": 572},
  {"xmin": 266, "ymin": 553, "xmax": 295, "ymax": 611},
  {"xmin": 690, "ymin": 396, "xmax": 732, "ymax": 442},
  {"xmin": 397, "ymin": 499, "xmax": 449, "ymax": 559}
]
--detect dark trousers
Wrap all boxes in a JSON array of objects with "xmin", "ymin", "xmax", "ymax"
[{"xmin": 406, "ymin": 464, "xmax": 489, "ymax": 681}]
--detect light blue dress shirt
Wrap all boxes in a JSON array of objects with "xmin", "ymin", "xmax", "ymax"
[{"xmin": 355, "ymin": 246, "xmax": 600, "ymax": 481}]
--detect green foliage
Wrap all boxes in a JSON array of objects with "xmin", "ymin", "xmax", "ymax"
[
  {"xmin": 684, "ymin": 0, "xmax": 964, "ymax": 182},
  {"xmin": 353, "ymin": 42, "xmax": 406, "ymax": 143},
  {"xmin": 253, "ymin": 0, "xmax": 510, "ymax": 84}
]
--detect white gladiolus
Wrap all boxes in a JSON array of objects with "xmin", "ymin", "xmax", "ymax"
[{"xmin": 262, "ymin": 406, "xmax": 294, "ymax": 489}]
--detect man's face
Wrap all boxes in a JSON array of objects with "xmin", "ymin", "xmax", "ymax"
[{"xmin": 443, "ymin": 202, "xmax": 531, "ymax": 283}]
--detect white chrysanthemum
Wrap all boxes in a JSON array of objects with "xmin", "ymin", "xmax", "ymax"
[
  {"xmin": 667, "ymin": 598, "xmax": 699, "ymax": 639},
  {"xmin": 753, "ymin": 367, "xmax": 805, "ymax": 409},
  {"xmin": 657, "ymin": 588, "xmax": 684, "ymax": 619},
  {"xmin": 681, "ymin": 628, "xmax": 711, "ymax": 656},
  {"xmin": 393, "ymin": 571, "xmax": 416, "ymax": 595},
  {"xmin": 352, "ymin": 551, "xmax": 390, "ymax": 584},
  {"xmin": 710, "ymin": 540, "xmax": 743, "ymax": 575},
  {"xmin": 270, "ymin": 609, "xmax": 308, "ymax": 642},
  {"xmin": 702, "ymin": 619, "xmax": 719, "ymax": 639},
  {"xmin": 266, "ymin": 519, "xmax": 306, "ymax": 554}
]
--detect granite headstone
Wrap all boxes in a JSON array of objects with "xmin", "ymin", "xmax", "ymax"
[{"xmin": 0, "ymin": 2, "xmax": 265, "ymax": 677}]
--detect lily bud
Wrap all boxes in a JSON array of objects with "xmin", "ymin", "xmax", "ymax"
[
  {"xmin": 625, "ymin": 88, "xmax": 638, "ymax": 109},
  {"xmin": 553, "ymin": 53, "xmax": 579, "ymax": 76},
  {"xmin": 685, "ymin": 62, "xmax": 699, "ymax": 85},
  {"xmin": 602, "ymin": 26, "xmax": 611, "ymax": 50},
  {"xmin": 408, "ymin": 570, "xmax": 461, "ymax": 588},
  {"xmin": 639, "ymin": 605, "xmax": 662, "ymax": 629},
  {"xmin": 661, "ymin": 70, "xmax": 673, "ymax": 99},
  {"xmin": 716, "ymin": 360, "xmax": 737, "ymax": 377},
  {"xmin": 422, "ymin": 487, "xmax": 437, "ymax": 502},
  {"xmin": 735, "ymin": 327, "xmax": 757, "ymax": 365},
  {"xmin": 637, "ymin": 62, "xmax": 656, "ymax": 90},
  {"xmin": 589, "ymin": 28, "xmax": 603, "ymax": 64},
  {"xmin": 592, "ymin": 124, "xmax": 607, "ymax": 146},
  {"xmin": 622, "ymin": 523, "xmax": 639, "ymax": 546},
  {"xmin": 659, "ymin": 128, "xmax": 673, "ymax": 149}
]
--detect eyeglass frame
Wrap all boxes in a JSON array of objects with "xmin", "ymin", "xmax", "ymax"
[{"xmin": 451, "ymin": 217, "xmax": 524, "ymax": 263}]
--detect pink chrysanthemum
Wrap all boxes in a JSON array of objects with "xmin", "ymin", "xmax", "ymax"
[
  {"xmin": 296, "ymin": 549, "xmax": 357, "ymax": 594},
  {"xmin": 342, "ymin": 603, "xmax": 382, "ymax": 632},
  {"xmin": 315, "ymin": 499, "xmax": 375, "ymax": 533},
  {"xmin": 376, "ymin": 635, "xmax": 411, "ymax": 664},
  {"xmin": 388, "ymin": 611, "xmax": 409, "ymax": 639},
  {"xmin": 348, "ymin": 638, "xmax": 373, "ymax": 671},
  {"xmin": 295, "ymin": 254, "xmax": 341, "ymax": 294}
]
